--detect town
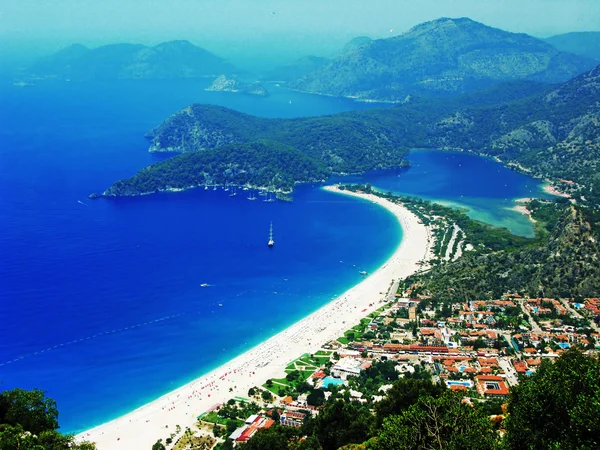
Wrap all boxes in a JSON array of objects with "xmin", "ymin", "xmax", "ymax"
[{"xmin": 159, "ymin": 289, "xmax": 600, "ymax": 449}]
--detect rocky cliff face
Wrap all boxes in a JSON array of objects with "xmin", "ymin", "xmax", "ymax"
[{"xmin": 289, "ymin": 17, "xmax": 597, "ymax": 101}]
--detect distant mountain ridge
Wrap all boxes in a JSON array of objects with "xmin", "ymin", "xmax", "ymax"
[
  {"xmin": 29, "ymin": 40, "xmax": 237, "ymax": 81},
  {"xmin": 543, "ymin": 32, "xmax": 600, "ymax": 62},
  {"xmin": 289, "ymin": 17, "xmax": 598, "ymax": 101},
  {"xmin": 264, "ymin": 56, "xmax": 330, "ymax": 82}
]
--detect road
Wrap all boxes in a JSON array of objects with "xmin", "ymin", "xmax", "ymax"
[
  {"xmin": 498, "ymin": 356, "xmax": 519, "ymax": 386},
  {"xmin": 558, "ymin": 299, "xmax": 599, "ymax": 332}
]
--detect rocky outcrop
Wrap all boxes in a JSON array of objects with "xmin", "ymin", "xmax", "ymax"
[{"xmin": 206, "ymin": 75, "xmax": 269, "ymax": 96}]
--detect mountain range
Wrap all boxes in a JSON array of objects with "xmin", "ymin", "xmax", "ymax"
[
  {"xmin": 28, "ymin": 40, "xmax": 236, "ymax": 81},
  {"xmin": 97, "ymin": 62, "xmax": 600, "ymax": 204},
  {"xmin": 543, "ymin": 31, "xmax": 600, "ymax": 62},
  {"xmin": 289, "ymin": 17, "xmax": 598, "ymax": 101}
]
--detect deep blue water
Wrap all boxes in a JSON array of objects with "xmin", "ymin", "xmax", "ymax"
[
  {"xmin": 0, "ymin": 79, "xmax": 548, "ymax": 433},
  {"xmin": 0, "ymin": 80, "xmax": 398, "ymax": 433}
]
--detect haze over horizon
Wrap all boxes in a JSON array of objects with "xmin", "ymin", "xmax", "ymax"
[{"xmin": 2, "ymin": 0, "xmax": 600, "ymax": 72}]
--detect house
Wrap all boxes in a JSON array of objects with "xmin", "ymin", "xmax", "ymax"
[
  {"xmin": 474, "ymin": 375, "xmax": 509, "ymax": 397},
  {"xmin": 332, "ymin": 358, "xmax": 370, "ymax": 379}
]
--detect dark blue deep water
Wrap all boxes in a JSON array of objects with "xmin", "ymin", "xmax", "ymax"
[
  {"xmin": 336, "ymin": 150, "xmax": 551, "ymax": 237},
  {"xmin": 0, "ymin": 80, "xmax": 399, "ymax": 433},
  {"xmin": 0, "ymin": 79, "xmax": 547, "ymax": 432}
]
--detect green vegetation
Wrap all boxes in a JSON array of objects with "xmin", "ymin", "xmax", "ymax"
[
  {"xmin": 104, "ymin": 140, "xmax": 330, "ymax": 196},
  {"xmin": 289, "ymin": 17, "xmax": 595, "ymax": 101},
  {"xmin": 505, "ymin": 350, "xmax": 600, "ymax": 450},
  {"xmin": 243, "ymin": 351, "xmax": 599, "ymax": 450},
  {"xmin": 409, "ymin": 199, "xmax": 600, "ymax": 300},
  {"xmin": 0, "ymin": 388, "xmax": 96, "ymax": 449},
  {"xmin": 103, "ymin": 63, "xmax": 600, "ymax": 210}
]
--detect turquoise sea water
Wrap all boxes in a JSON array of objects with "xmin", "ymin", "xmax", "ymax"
[{"xmin": 0, "ymin": 79, "xmax": 547, "ymax": 433}]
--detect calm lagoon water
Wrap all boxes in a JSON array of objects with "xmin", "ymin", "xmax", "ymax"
[
  {"xmin": 335, "ymin": 149, "xmax": 552, "ymax": 237},
  {"xmin": 0, "ymin": 79, "xmax": 546, "ymax": 432}
]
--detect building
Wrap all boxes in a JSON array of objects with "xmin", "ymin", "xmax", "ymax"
[{"xmin": 474, "ymin": 375, "xmax": 509, "ymax": 397}]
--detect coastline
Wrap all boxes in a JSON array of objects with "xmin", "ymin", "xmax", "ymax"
[{"xmin": 78, "ymin": 185, "xmax": 433, "ymax": 450}]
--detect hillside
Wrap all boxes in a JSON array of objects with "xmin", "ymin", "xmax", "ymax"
[
  {"xmin": 289, "ymin": 17, "xmax": 597, "ymax": 101},
  {"xmin": 29, "ymin": 41, "xmax": 236, "ymax": 81},
  {"xmin": 544, "ymin": 31, "xmax": 600, "ymax": 62},
  {"xmin": 408, "ymin": 199, "xmax": 600, "ymax": 300},
  {"xmin": 264, "ymin": 56, "xmax": 329, "ymax": 82},
  {"xmin": 95, "ymin": 105, "xmax": 411, "ymax": 196},
  {"xmin": 99, "ymin": 63, "xmax": 600, "ymax": 202},
  {"xmin": 102, "ymin": 141, "xmax": 329, "ymax": 196}
]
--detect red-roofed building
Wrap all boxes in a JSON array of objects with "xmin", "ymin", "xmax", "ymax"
[{"xmin": 475, "ymin": 375, "xmax": 509, "ymax": 397}]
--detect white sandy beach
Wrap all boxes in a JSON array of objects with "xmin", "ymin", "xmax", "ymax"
[{"xmin": 78, "ymin": 186, "xmax": 432, "ymax": 450}]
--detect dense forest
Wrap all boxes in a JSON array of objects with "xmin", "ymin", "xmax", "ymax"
[{"xmin": 103, "ymin": 141, "xmax": 330, "ymax": 196}]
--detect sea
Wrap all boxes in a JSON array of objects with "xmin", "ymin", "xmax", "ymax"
[{"xmin": 0, "ymin": 78, "xmax": 547, "ymax": 433}]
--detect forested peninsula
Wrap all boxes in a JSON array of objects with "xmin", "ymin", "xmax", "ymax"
[{"xmin": 97, "ymin": 64, "xmax": 600, "ymax": 203}]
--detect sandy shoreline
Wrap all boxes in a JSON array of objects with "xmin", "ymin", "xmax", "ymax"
[{"xmin": 78, "ymin": 186, "xmax": 432, "ymax": 450}]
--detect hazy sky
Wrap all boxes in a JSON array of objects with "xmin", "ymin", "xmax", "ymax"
[{"xmin": 1, "ymin": 0, "xmax": 600, "ymax": 68}]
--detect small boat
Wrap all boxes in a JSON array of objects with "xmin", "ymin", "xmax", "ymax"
[
  {"xmin": 359, "ymin": 270, "xmax": 368, "ymax": 276},
  {"xmin": 200, "ymin": 283, "xmax": 209, "ymax": 287},
  {"xmin": 268, "ymin": 222, "xmax": 275, "ymax": 247},
  {"xmin": 247, "ymin": 191, "xmax": 257, "ymax": 200},
  {"xmin": 229, "ymin": 187, "xmax": 237, "ymax": 197}
]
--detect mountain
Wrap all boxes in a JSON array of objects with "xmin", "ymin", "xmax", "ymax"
[
  {"xmin": 29, "ymin": 40, "xmax": 236, "ymax": 81},
  {"xmin": 263, "ymin": 56, "xmax": 329, "ymax": 82},
  {"xmin": 98, "ymin": 63, "xmax": 600, "ymax": 203},
  {"xmin": 544, "ymin": 32, "xmax": 600, "ymax": 62},
  {"xmin": 340, "ymin": 36, "xmax": 373, "ymax": 53},
  {"xmin": 289, "ymin": 17, "xmax": 598, "ymax": 101}
]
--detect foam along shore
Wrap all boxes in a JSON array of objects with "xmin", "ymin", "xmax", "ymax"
[{"xmin": 77, "ymin": 185, "xmax": 433, "ymax": 450}]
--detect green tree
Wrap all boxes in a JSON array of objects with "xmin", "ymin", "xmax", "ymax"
[
  {"xmin": 306, "ymin": 389, "xmax": 325, "ymax": 407},
  {"xmin": 504, "ymin": 350, "xmax": 600, "ymax": 450},
  {"xmin": 0, "ymin": 388, "xmax": 96, "ymax": 450},
  {"xmin": 152, "ymin": 439, "xmax": 166, "ymax": 450},
  {"xmin": 371, "ymin": 391, "xmax": 498, "ymax": 450},
  {"xmin": 244, "ymin": 425, "xmax": 299, "ymax": 450},
  {"xmin": 374, "ymin": 378, "xmax": 444, "ymax": 427},
  {"xmin": 303, "ymin": 400, "xmax": 374, "ymax": 450},
  {"xmin": 0, "ymin": 388, "xmax": 58, "ymax": 435}
]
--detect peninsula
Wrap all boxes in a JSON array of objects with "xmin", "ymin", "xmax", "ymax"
[{"xmin": 96, "ymin": 64, "xmax": 600, "ymax": 205}]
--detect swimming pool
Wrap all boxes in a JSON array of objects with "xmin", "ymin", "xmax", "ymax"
[
  {"xmin": 322, "ymin": 377, "xmax": 346, "ymax": 388},
  {"xmin": 557, "ymin": 343, "xmax": 571, "ymax": 349},
  {"xmin": 446, "ymin": 380, "xmax": 473, "ymax": 388}
]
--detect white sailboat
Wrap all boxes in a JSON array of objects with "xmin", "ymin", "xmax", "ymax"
[{"xmin": 268, "ymin": 222, "xmax": 275, "ymax": 247}]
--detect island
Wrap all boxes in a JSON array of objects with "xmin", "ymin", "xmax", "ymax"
[{"xmin": 206, "ymin": 75, "xmax": 269, "ymax": 96}]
